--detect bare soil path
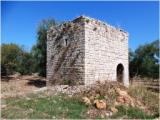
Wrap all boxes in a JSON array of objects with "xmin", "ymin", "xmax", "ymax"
[{"xmin": 1, "ymin": 75, "xmax": 46, "ymax": 98}]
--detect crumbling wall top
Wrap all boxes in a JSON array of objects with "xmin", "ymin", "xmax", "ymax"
[{"xmin": 72, "ymin": 15, "xmax": 128, "ymax": 35}]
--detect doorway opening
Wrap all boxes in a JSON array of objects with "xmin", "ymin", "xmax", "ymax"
[{"xmin": 116, "ymin": 64, "xmax": 124, "ymax": 83}]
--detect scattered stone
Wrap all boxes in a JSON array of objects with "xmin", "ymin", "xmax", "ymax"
[
  {"xmin": 32, "ymin": 73, "xmax": 39, "ymax": 77},
  {"xmin": 50, "ymin": 85, "xmax": 85, "ymax": 96},
  {"xmin": 10, "ymin": 72, "xmax": 21, "ymax": 78},
  {"xmin": 1, "ymin": 105, "xmax": 6, "ymax": 109},
  {"xmin": 136, "ymin": 100, "xmax": 143, "ymax": 106},
  {"xmin": 116, "ymin": 88, "xmax": 128, "ymax": 96},
  {"xmin": 110, "ymin": 107, "xmax": 118, "ymax": 113},
  {"xmin": 114, "ymin": 101, "xmax": 119, "ymax": 106},
  {"xmin": 116, "ymin": 96, "xmax": 125, "ymax": 103},
  {"xmin": 87, "ymin": 108, "xmax": 112, "ymax": 118},
  {"xmin": 29, "ymin": 108, "xmax": 33, "ymax": 112},
  {"xmin": 123, "ymin": 95, "xmax": 132, "ymax": 104},
  {"xmin": 79, "ymin": 81, "xmax": 145, "ymax": 114},
  {"xmin": 82, "ymin": 97, "xmax": 91, "ymax": 105},
  {"xmin": 26, "ymin": 97, "xmax": 31, "ymax": 100},
  {"xmin": 105, "ymin": 112, "xmax": 110, "ymax": 117},
  {"xmin": 105, "ymin": 111, "xmax": 113, "ymax": 117},
  {"xmin": 130, "ymin": 101, "xmax": 135, "ymax": 107},
  {"xmin": 94, "ymin": 100, "xmax": 106, "ymax": 109},
  {"xmin": 100, "ymin": 114, "xmax": 105, "ymax": 118},
  {"xmin": 63, "ymin": 86, "xmax": 68, "ymax": 89},
  {"xmin": 99, "ymin": 80, "xmax": 106, "ymax": 84},
  {"xmin": 34, "ymin": 87, "xmax": 47, "ymax": 93},
  {"xmin": 89, "ymin": 96, "xmax": 94, "ymax": 101}
]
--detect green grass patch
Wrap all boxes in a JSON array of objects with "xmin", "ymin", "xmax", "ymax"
[
  {"xmin": 112, "ymin": 105, "xmax": 155, "ymax": 119},
  {"xmin": 2, "ymin": 93, "xmax": 88, "ymax": 119},
  {"xmin": 2, "ymin": 92, "xmax": 158, "ymax": 119}
]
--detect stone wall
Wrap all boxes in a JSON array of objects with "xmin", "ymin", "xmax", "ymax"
[
  {"xmin": 84, "ymin": 16, "xmax": 129, "ymax": 86},
  {"xmin": 47, "ymin": 17, "xmax": 85, "ymax": 85},
  {"xmin": 47, "ymin": 16, "xmax": 129, "ymax": 86}
]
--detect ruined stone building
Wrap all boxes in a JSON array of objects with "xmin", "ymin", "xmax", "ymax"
[{"xmin": 47, "ymin": 16, "xmax": 129, "ymax": 86}]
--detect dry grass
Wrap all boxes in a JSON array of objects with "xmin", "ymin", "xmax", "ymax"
[
  {"xmin": 129, "ymin": 76, "xmax": 159, "ymax": 115},
  {"xmin": 1, "ymin": 75, "xmax": 46, "ymax": 98},
  {"xmin": 130, "ymin": 76, "xmax": 159, "ymax": 92},
  {"xmin": 128, "ymin": 84, "xmax": 159, "ymax": 116}
]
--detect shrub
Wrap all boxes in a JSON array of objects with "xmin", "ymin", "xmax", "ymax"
[
  {"xmin": 31, "ymin": 19, "xmax": 57, "ymax": 77},
  {"xmin": 17, "ymin": 52, "xmax": 34, "ymax": 75},
  {"xmin": 129, "ymin": 40, "xmax": 159, "ymax": 78},
  {"xmin": 1, "ymin": 43, "xmax": 22, "ymax": 75},
  {"xmin": 1, "ymin": 43, "xmax": 34, "ymax": 76}
]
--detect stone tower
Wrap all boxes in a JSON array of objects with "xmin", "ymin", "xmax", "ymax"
[{"xmin": 47, "ymin": 16, "xmax": 129, "ymax": 86}]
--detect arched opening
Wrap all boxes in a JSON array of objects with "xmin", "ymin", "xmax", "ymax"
[
  {"xmin": 116, "ymin": 64, "xmax": 124, "ymax": 83},
  {"xmin": 65, "ymin": 39, "xmax": 68, "ymax": 46}
]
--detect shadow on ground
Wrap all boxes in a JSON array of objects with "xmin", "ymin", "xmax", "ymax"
[
  {"xmin": 1, "ymin": 76, "xmax": 15, "ymax": 82},
  {"xmin": 27, "ymin": 79, "xmax": 46, "ymax": 88}
]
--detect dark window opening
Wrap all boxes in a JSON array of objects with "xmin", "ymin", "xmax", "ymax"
[
  {"xmin": 116, "ymin": 64, "xmax": 124, "ymax": 83},
  {"xmin": 65, "ymin": 39, "xmax": 68, "ymax": 46}
]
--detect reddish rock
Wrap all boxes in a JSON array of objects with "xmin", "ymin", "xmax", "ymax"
[
  {"xmin": 82, "ymin": 97, "xmax": 91, "ymax": 105},
  {"xmin": 116, "ymin": 88, "xmax": 128, "ymax": 96},
  {"xmin": 94, "ymin": 100, "xmax": 106, "ymax": 109},
  {"xmin": 111, "ymin": 107, "xmax": 118, "ymax": 113},
  {"xmin": 116, "ymin": 96, "xmax": 125, "ymax": 103}
]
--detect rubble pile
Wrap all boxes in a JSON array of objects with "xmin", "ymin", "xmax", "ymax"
[{"xmin": 80, "ymin": 81, "xmax": 146, "ymax": 117}]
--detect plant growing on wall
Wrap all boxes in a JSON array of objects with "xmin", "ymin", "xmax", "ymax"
[
  {"xmin": 85, "ymin": 19, "xmax": 90, "ymax": 23},
  {"xmin": 93, "ymin": 27, "xmax": 97, "ymax": 31}
]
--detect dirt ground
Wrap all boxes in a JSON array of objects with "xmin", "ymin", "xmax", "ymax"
[
  {"xmin": 1, "ymin": 75, "xmax": 159, "ymax": 98},
  {"xmin": 1, "ymin": 75, "xmax": 46, "ymax": 98},
  {"xmin": 1, "ymin": 75, "xmax": 159, "ymax": 119}
]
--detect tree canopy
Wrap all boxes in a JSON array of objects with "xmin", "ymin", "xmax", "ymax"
[
  {"xmin": 31, "ymin": 19, "xmax": 57, "ymax": 77},
  {"xmin": 1, "ymin": 18, "xmax": 159, "ymax": 80},
  {"xmin": 1, "ymin": 43, "xmax": 33, "ymax": 75},
  {"xmin": 129, "ymin": 40, "xmax": 159, "ymax": 79}
]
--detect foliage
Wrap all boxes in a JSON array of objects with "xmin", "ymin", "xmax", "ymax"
[
  {"xmin": 17, "ymin": 52, "xmax": 34, "ymax": 75},
  {"xmin": 1, "ymin": 18, "xmax": 58, "ymax": 76},
  {"xmin": 1, "ymin": 43, "xmax": 34, "ymax": 76},
  {"xmin": 1, "ymin": 43, "xmax": 23, "ymax": 75},
  {"xmin": 31, "ymin": 19, "xmax": 57, "ymax": 77},
  {"xmin": 1, "ymin": 17, "xmax": 158, "ymax": 79},
  {"xmin": 129, "ymin": 40, "xmax": 159, "ymax": 78}
]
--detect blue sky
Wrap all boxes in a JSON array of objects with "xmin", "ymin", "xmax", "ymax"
[{"xmin": 2, "ymin": 1, "xmax": 159, "ymax": 51}]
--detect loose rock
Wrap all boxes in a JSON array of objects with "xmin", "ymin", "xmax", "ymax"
[
  {"xmin": 111, "ymin": 107, "xmax": 118, "ymax": 113},
  {"xmin": 94, "ymin": 100, "xmax": 106, "ymax": 109},
  {"xmin": 116, "ymin": 88, "xmax": 128, "ymax": 96},
  {"xmin": 82, "ymin": 97, "xmax": 91, "ymax": 105},
  {"xmin": 116, "ymin": 96, "xmax": 125, "ymax": 103}
]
